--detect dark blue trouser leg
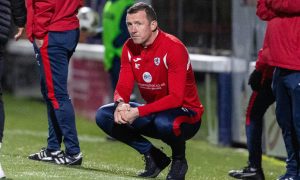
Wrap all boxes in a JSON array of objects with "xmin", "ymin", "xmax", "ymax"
[
  {"xmin": 245, "ymin": 80, "xmax": 274, "ymax": 168},
  {"xmin": 37, "ymin": 77, "xmax": 62, "ymax": 151},
  {"xmin": 96, "ymin": 103, "xmax": 201, "ymax": 156},
  {"xmin": 33, "ymin": 29, "xmax": 80, "ymax": 155},
  {"xmin": 272, "ymin": 68, "xmax": 300, "ymax": 177},
  {"xmin": 96, "ymin": 103, "xmax": 153, "ymax": 154}
]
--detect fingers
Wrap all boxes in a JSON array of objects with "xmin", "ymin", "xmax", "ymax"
[
  {"xmin": 114, "ymin": 110, "xmax": 128, "ymax": 124},
  {"xmin": 34, "ymin": 38, "xmax": 44, "ymax": 48},
  {"xmin": 14, "ymin": 28, "xmax": 24, "ymax": 41},
  {"xmin": 114, "ymin": 103, "xmax": 137, "ymax": 124}
]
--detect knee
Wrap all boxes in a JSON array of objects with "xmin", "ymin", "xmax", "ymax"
[
  {"xmin": 95, "ymin": 104, "xmax": 114, "ymax": 130},
  {"xmin": 95, "ymin": 108, "xmax": 107, "ymax": 129}
]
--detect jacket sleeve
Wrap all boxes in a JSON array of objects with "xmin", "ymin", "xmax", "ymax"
[
  {"xmin": 114, "ymin": 44, "xmax": 135, "ymax": 103},
  {"xmin": 33, "ymin": 0, "xmax": 56, "ymax": 39},
  {"xmin": 256, "ymin": 0, "xmax": 276, "ymax": 21},
  {"xmin": 267, "ymin": 0, "xmax": 300, "ymax": 14},
  {"xmin": 11, "ymin": 0, "xmax": 27, "ymax": 27},
  {"xmin": 255, "ymin": 49, "xmax": 268, "ymax": 72}
]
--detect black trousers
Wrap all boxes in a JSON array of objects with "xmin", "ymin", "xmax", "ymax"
[{"xmin": 0, "ymin": 44, "xmax": 4, "ymax": 143}]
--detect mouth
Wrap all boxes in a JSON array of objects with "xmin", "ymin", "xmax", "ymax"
[{"xmin": 131, "ymin": 37, "xmax": 140, "ymax": 42}]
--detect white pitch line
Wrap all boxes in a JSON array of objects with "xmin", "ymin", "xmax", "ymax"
[{"xmin": 5, "ymin": 129, "xmax": 106, "ymax": 143}]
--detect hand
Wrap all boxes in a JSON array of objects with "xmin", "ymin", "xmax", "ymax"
[
  {"xmin": 114, "ymin": 103, "xmax": 130, "ymax": 124},
  {"xmin": 248, "ymin": 69, "xmax": 262, "ymax": 91},
  {"xmin": 122, "ymin": 107, "xmax": 139, "ymax": 124},
  {"xmin": 14, "ymin": 27, "xmax": 24, "ymax": 41},
  {"xmin": 34, "ymin": 38, "xmax": 44, "ymax": 48}
]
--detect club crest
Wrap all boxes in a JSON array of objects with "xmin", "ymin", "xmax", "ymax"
[{"xmin": 154, "ymin": 57, "xmax": 160, "ymax": 66}]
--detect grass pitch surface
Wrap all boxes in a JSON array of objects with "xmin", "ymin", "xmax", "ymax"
[{"xmin": 0, "ymin": 94, "xmax": 285, "ymax": 179}]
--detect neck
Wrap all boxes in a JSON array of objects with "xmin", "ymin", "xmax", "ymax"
[{"xmin": 143, "ymin": 30, "xmax": 159, "ymax": 47}]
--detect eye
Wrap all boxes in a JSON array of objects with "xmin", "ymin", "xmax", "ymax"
[{"xmin": 126, "ymin": 22, "xmax": 132, "ymax": 27}]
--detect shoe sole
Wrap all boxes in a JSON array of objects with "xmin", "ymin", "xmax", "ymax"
[
  {"xmin": 67, "ymin": 158, "xmax": 82, "ymax": 166},
  {"xmin": 28, "ymin": 156, "xmax": 42, "ymax": 161},
  {"xmin": 53, "ymin": 158, "xmax": 82, "ymax": 166}
]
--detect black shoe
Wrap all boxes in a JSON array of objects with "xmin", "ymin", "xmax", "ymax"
[
  {"xmin": 228, "ymin": 165, "xmax": 265, "ymax": 180},
  {"xmin": 138, "ymin": 146, "xmax": 171, "ymax": 178},
  {"xmin": 52, "ymin": 151, "xmax": 83, "ymax": 165},
  {"xmin": 166, "ymin": 158, "xmax": 188, "ymax": 180},
  {"xmin": 28, "ymin": 147, "xmax": 62, "ymax": 162}
]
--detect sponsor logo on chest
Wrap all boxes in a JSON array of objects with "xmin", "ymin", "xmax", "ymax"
[{"xmin": 142, "ymin": 72, "xmax": 152, "ymax": 83}]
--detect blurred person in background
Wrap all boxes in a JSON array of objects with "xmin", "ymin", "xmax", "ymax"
[
  {"xmin": 96, "ymin": 2, "xmax": 204, "ymax": 179},
  {"xmin": 103, "ymin": 0, "xmax": 134, "ymax": 92},
  {"xmin": 228, "ymin": 47, "xmax": 275, "ymax": 180},
  {"xmin": 229, "ymin": 1, "xmax": 281, "ymax": 179},
  {"xmin": 25, "ymin": 0, "xmax": 83, "ymax": 165},
  {"xmin": 254, "ymin": 0, "xmax": 300, "ymax": 179},
  {"xmin": 0, "ymin": 0, "xmax": 26, "ymax": 178}
]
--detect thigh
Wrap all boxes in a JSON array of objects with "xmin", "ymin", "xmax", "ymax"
[
  {"xmin": 248, "ymin": 83, "xmax": 275, "ymax": 121},
  {"xmin": 152, "ymin": 108, "xmax": 201, "ymax": 140},
  {"xmin": 129, "ymin": 102, "xmax": 155, "ymax": 129},
  {"xmin": 273, "ymin": 68, "xmax": 292, "ymax": 130},
  {"xmin": 39, "ymin": 31, "xmax": 79, "ymax": 97}
]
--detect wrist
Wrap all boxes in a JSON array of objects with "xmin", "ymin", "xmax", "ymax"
[
  {"xmin": 114, "ymin": 99, "xmax": 124, "ymax": 108},
  {"xmin": 133, "ymin": 107, "xmax": 139, "ymax": 116}
]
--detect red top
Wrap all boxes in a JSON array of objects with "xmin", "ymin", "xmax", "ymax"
[
  {"xmin": 114, "ymin": 30, "xmax": 204, "ymax": 121},
  {"xmin": 26, "ymin": 0, "xmax": 82, "ymax": 42},
  {"xmin": 256, "ymin": 0, "xmax": 300, "ymax": 70}
]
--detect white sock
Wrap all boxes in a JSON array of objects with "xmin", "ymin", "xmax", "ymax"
[
  {"xmin": 0, "ymin": 143, "xmax": 5, "ymax": 178},
  {"xmin": 0, "ymin": 163, "xmax": 5, "ymax": 178}
]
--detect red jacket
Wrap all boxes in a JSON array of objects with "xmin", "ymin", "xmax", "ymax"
[
  {"xmin": 114, "ymin": 30, "xmax": 204, "ymax": 120},
  {"xmin": 26, "ymin": 0, "xmax": 82, "ymax": 42},
  {"xmin": 256, "ymin": 0, "xmax": 300, "ymax": 70}
]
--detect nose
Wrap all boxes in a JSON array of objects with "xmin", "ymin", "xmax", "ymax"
[{"xmin": 130, "ymin": 24, "xmax": 138, "ymax": 33}]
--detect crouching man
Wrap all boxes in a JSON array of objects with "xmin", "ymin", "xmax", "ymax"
[{"xmin": 96, "ymin": 2, "xmax": 204, "ymax": 180}]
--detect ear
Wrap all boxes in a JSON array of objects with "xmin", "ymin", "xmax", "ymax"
[{"xmin": 150, "ymin": 20, "xmax": 158, "ymax": 32}]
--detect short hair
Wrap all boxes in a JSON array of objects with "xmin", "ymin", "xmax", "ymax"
[{"xmin": 127, "ymin": 2, "xmax": 157, "ymax": 22}]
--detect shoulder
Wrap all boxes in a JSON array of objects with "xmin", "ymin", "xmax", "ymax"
[{"xmin": 160, "ymin": 31, "xmax": 187, "ymax": 52}]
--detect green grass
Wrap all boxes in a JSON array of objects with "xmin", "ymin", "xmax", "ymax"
[{"xmin": 1, "ymin": 94, "xmax": 285, "ymax": 179}]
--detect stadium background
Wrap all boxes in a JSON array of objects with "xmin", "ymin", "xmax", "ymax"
[{"xmin": 2, "ymin": 0, "xmax": 286, "ymax": 178}]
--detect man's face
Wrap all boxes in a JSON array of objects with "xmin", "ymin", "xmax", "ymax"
[{"xmin": 126, "ymin": 10, "xmax": 157, "ymax": 46}]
